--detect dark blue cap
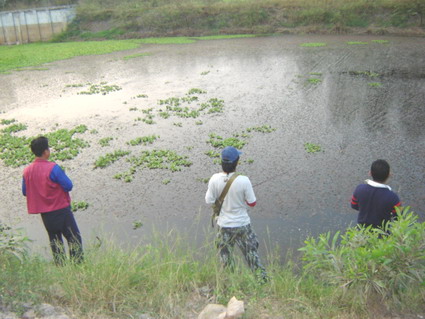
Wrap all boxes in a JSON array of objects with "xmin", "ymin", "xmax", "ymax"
[{"xmin": 221, "ymin": 146, "xmax": 242, "ymax": 163}]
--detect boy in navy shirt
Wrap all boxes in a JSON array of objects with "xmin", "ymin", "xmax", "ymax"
[{"xmin": 351, "ymin": 159, "xmax": 401, "ymax": 229}]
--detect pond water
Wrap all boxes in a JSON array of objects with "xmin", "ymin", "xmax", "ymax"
[{"xmin": 0, "ymin": 34, "xmax": 424, "ymax": 262}]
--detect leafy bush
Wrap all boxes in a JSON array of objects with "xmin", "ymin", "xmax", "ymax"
[
  {"xmin": 0, "ymin": 224, "xmax": 29, "ymax": 262},
  {"xmin": 299, "ymin": 207, "xmax": 425, "ymax": 305}
]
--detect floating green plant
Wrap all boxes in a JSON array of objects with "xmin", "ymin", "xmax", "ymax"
[
  {"xmin": 162, "ymin": 179, "xmax": 171, "ymax": 185},
  {"xmin": 246, "ymin": 125, "xmax": 276, "ymax": 133},
  {"xmin": 173, "ymin": 122, "xmax": 183, "ymax": 127},
  {"xmin": 136, "ymin": 94, "xmax": 148, "ymax": 98},
  {"xmin": 368, "ymin": 82, "xmax": 383, "ymax": 88},
  {"xmin": 372, "ymin": 40, "xmax": 389, "ymax": 44},
  {"xmin": 301, "ymin": 43, "xmax": 326, "ymax": 47},
  {"xmin": 123, "ymin": 53, "xmax": 150, "ymax": 60},
  {"xmin": 132, "ymin": 220, "xmax": 143, "ymax": 230},
  {"xmin": 187, "ymin": 88, "xmax": 206, "ymax": 95},
  {"xmin": 1, "ymin": 123, "xmax": 27, "ymax": 133},
  {"xmin": 0, "ymin": 124, "xmax": 89, "ymax": 167},
  {"xmin": 0, "ymin": 119, "xmax": 16, "ymax": 125},
  {"xmin": 129, "ymin": 107, "xmax": 138, "ymax": 111},
  {"xmin": 201, "ymin": 71, "xmax": 210, "ymax": 75},
  {"xmin": 307, "ymin": 78, "xmax": 322, "ymax": 85},
  {"xmin": 127, "ymin": 135, "xmax": 159, "ymax": 146},
  {"xmin": 207, "ymin": 133, "xmax": 247, "ymax": 149},
  {"xmin": 304, "ymin": 142, "xmax": 322, "ymax": 153},
  {"xmin": 71, "ymin": 201, "xmax": 89, "ymax": 212},
  {"xmin": 94, "ymin": 150, "xmax": 130, "ymax": 168},
  {"xmin": 195, "ymin": 120, "xmax": 203, "ymax": 125},
  {"xmin": 347, "ymin": 41, "xmax": 368, "ymax": 45},
  {"xmin": 78, "ymin": 82, "xmax": 122, "ymax": 95},
  {"xmin": 115, "ymin": 149, "xmax": 192, "ymax": 182},
  {"xmin": 205, "ymin": 150, "xmax": 220, "ymax": 158},
  {"xmin": 349, "ymin": 71, "xmax": 380, "ymax": 78},
  {"xmin": 197, "ymin": 177, "xmax": 210, "ymax": 184},
  {"xmin": 99, "ymin": 137, "xmax": 113, "ymax": 147}
]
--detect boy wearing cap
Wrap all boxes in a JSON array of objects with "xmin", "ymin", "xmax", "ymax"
[
  {"xmin": 351, "ymin": 159, "xmax": 401, "ymax": 229},
  {"xmin": 205, "ymin": 146, "xmax": 267, "ymax": 281}
]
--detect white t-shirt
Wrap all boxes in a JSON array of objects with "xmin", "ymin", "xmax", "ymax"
[{"xmin": 205, "ymin": 172, "xmax": 256, "ymax": 228}]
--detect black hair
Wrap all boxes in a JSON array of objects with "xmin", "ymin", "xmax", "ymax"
[
  {"xmin": 30, "ymin": 136, "xmax": 49, "ymax": 157},
  {"xmin": 371, "ymin": 159, "xmax": 390, "ymax": 183},
  {"xmin": 221, "ymin": 158, "xmax": 238, "ymax": 174}
]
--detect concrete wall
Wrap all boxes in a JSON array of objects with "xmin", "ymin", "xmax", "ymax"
[{"xmin": 0, "ymin": 5, "xmax": 76, "ymax": 45}]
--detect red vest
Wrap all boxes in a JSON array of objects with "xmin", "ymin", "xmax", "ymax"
[{"xmin": 23, "ymin": 159, "xmax": 71, "ymax": 214}]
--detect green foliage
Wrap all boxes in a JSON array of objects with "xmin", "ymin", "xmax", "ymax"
[
  {"xmin": 207, "ymin": 133, "xmax": 247, "ymax": 150},
  {"xmin": 299, "ymin": 207, "xmax": 425, "ymax": 304},
  {"xmin": 77, "ymin": 82, "xmax": 122, "ymax": 95},
  {"xmin": 123, "ymin": 52, "xmax": 151, "ymax": 60},
  {"xmin": 114, "ymin": 149, "xmax": 192, "ymax": 182},
  {"xmin": 300, "ymin": 42, "xmax": 327, "ymax": 47},
  {"xmin": 1, "ymin": 123, "xmax": 27, "ymax": 133},
  {"xmin": 94, "ymin": 150, "xmax": 130, "ymax": 168},
  {"xmin": 304, "ymin": 142, "xmax": 322, "ymax": 153},
  {"xmin": 98, "ymin": 137, "xmax": 113, "ymax": 147},
  {"xmin": 0, "ymin": 118, "xmax": 16, "ymax": 125},
  {"xmin": 0, "ymin": 41, "xmax": 143, "ymax": 73},
  {"xmin": 127, "ymin": 135, "xmax": 159, "ymax": 146},
  {"xmin": 0, "ymin": 224, "xmax": 29, "ymax": 262},
  {"xmin": 0, "ymin": 123, "xmax": 88, "ymax": 167},
  {"xmin": 368, "ymin": 82, "xmax": 383, "ymax": 88},
  {"xmin": 71, "ymin": 201, "xmax": 89, "ymax": 212}
]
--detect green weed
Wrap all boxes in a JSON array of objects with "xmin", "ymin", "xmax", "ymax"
[
  {"xmin": 299, "ymin": 207, "xmax": 425, "ymax": 305},
  {"xmin": 132, "ymin": 221, "xmax": 143, "ymax": 230},
  {"xmin": 304, "ymin": 142, "xmax": 322, "ymax": 153},
  {"xmin": 368, "ymin": 82, "xmax": 383, "ymax": 88},
  {"xmin": 71, "ymin": 201, "xmax": 89, "ymax": 212},
  {"xmin": 99, "ymin": 137, "xmax": 113, "ymax": 147},
  {"xmin": 94, "ymin": 150, "xmax": 131, "ymax": 168},
  {"xmin": 207, "ymin": 133, "xmax": 247, "ymax": 150},
  {"xmin": 123, "ymin": 53, "xmax": 150, "ymax": 60},
  {"xmin": 78, "ymin": 82, "xmax": 122, "ymax": 95},
  {"xmin": 347, "ymin": 41, "xmax": 369, "ymax": 45},
  {"xmin": 127, "ymin": 135, "xmax": 159, "ymax": 146},
  {"xmin": 300, "ymin": 42, "xmax": 326, "ymax": 47},
  {"xmin": 307, "ymin": 78, "xmax": 322, "ymax": 85}
]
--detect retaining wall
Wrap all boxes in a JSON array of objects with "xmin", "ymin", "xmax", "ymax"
[{"xmin": 0, "ymin": 5, "xmax": 76, "ymax": 45}]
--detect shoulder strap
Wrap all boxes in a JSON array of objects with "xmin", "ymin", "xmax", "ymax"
[{"xmin": 219, "ymin": 173, "xmax": 239, "ymax": 203}]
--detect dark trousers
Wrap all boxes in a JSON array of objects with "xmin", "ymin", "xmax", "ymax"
[{"xmin": 41, "ymin": 206, "xmax": 83, "ymax": 265}]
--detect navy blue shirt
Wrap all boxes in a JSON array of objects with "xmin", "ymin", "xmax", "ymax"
[{"xmin": 351, "ymin": 183, "xmax": 401, "ymax": 227}]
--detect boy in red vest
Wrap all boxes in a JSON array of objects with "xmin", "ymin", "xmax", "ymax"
[{"xmin": 22, "ymin": 136, "xmax": 83, "ymax": 264}]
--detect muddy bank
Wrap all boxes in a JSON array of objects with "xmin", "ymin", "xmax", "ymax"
[{"xmin": 0, "ymin": 34, "xmax": 424, "ymax": 260}]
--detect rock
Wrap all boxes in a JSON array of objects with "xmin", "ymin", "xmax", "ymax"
[
  {"xmin": 197, "ymin": 304, "xmax": 227, "ymax": 319},
  {"xmin": 0, "ymin": 312, "xmax": 19, "ymax": 319},
  {"xmin": 21, "ymin": 309, "xmax": 36, "ymax": 319},
  {"xmin": 198, "ymin": 297, "xmax": 244, "ymax": 319},
  {"xmin": 225, "ymin": 297, "xmax": 244, "ymax": 319},
  {"xmin": 37, "ymin": 303, "xmax": 57, "ymax": 317}
]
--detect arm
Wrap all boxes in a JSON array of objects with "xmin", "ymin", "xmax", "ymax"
[
  {"xmin": 50, "ymin": 164, "xmax": 73, "ymax": 192},
  {"xmin": 22, "ymin": 177, "xmax": 26, "ymax": 196},
  {"xmin": 351, "ymin": 195, "xmax": 359, "ymax": 210},
  {"xmin": 244, "ymin": 178, "xmax": 257, "ymax": 208}
]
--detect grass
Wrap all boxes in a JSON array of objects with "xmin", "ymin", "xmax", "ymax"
[
  {"xmin": 0, "ymin": 41, "xmax": 143, "ymax": 73},
  {"xmin": 1, "ymin": 208, "xmax": 424, "ymax": 318},
  {"xmin": 300, "ymin": 42, "xmax": 327, "ymax": 47}
]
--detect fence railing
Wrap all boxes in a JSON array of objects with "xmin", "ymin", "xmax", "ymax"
[{"xmin": 0, "ymin": 5, "xmax": 76, "ymax": 45}]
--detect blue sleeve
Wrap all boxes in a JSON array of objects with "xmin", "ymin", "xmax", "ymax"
[
  {"xmin": 50, "ymin": 164, "xmax": 73, "ymax": 192},
  {"xmin": 22, "ymin": 177, "xmax": 26, "ymax": 196}
]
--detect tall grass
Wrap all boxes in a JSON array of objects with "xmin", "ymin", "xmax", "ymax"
[
  {"xmin": 59, "ymin": 0, "xmax": 424, "ymax": 40},
  {"xmin": 1, "ymin": 208, "xmax": 424, "ymax": 318}
]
